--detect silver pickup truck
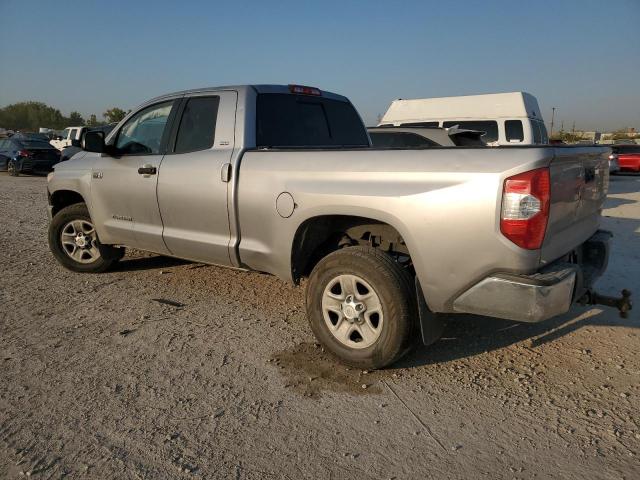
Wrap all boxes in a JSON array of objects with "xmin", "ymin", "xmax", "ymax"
[{"xmin": 46, "ymin": 84, "xmax": 630, "ymax": 369}]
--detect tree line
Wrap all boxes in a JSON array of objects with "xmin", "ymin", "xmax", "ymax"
[{"xmin": 0, "ymin": 101, "xmax": 128, "ymax": 131}]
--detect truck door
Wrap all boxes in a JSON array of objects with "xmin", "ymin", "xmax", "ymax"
[
  {"xmin": 156, "ymin": 91, "xmax": 237, "ymax": 266},
  {"xmin": 90, "ymin": 99, "xmax": 179, "ymax": 254}
]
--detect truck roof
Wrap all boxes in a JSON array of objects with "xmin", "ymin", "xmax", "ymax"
[
  {"xmin": 380, "ymin": 91, "xmax": 543, "ymax": 124},
  {"xmin": 143, "ymin": 84, "xmax": 349, "ymax": 106}
]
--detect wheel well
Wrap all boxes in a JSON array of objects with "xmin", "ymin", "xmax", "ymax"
[
  {"xmin": 291, "ymin": 215, "xmax": 411, "ymax": 283},
  {"xmin": 50, "ymin": 190, "xmax": 86, "ymax": 216}
]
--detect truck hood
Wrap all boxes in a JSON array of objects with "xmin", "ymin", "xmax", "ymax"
[{"xmin": 54, "ymin": 151, "xmax": 95, "ymax": 172}]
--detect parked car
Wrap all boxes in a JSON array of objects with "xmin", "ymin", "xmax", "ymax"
[
  {"xmin": 0, "ymin": 134, "xmax": 60, "ymax": 176},
  {"xmin": 379, "ymin": 92, "xmax": 549, "ymax": 146},
  {"xmin": 368, "ymin": 126, "xmax": 485, "ymax": 147},
  {"xmin": 46, "ymin": 84, "xmax": 628, "ymax": 369},
  {"xmin": 611, "ymin": 145, "xmax": 640, "ymax": 172},
  {"xmin": 60, "ymin": 124, "xmax": 117, "ymax": 162}
]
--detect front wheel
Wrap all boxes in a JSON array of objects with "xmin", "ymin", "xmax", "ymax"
[
  {"xmin": 306, "ymin": 246, "xmax": 417, "ymax": 369},
  {"xmin": 48, "ymin": 203, "xmax": 124, "ymax": 273}
]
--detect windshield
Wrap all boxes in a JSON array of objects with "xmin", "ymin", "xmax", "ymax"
[
  {"xmin": 256, "ymin": 93, "xmax": 369, "ymax": 148},
  {"xmin": 613, "ymin": 145, "xmax": 640, "ymax": 154}
]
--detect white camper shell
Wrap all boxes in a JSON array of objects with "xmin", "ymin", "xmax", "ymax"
[{"xmin": 379, "ymin": 92, "xmax": 548, "ymax": 146}]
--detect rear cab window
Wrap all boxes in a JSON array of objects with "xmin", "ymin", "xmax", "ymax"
[{"xmin": 256, "ymin": 93, "xmax": 369, "ymax": 148}]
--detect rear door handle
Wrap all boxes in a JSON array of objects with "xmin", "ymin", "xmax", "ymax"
[
  {"xmin": 138, "ymin": 165, "xmax": 157, "ymax": 176},
  {"xmin": 221, "ymin": 163, "xmax": 232, "ymax": 182}
]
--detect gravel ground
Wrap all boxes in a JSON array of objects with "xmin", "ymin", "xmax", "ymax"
[{"xmin": 1, "ymin": 172, "xmax": 639, "ymax": 479}]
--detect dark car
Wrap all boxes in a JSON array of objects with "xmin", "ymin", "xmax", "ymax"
[
  {"xmin": 0, "ymin": 134, "xmax": 61, "ymax": 176},
  {"xmin": 59, "ymin": 124, "xmax": 117, "ymax": 162},
  {"xmin": 368, "ymin": 126, "xmax": 486, "ymax": 148}
]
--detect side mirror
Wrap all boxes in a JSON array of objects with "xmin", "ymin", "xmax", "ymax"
[{"xmin": 82, "ymin": 131, "xmax": 105, "ymax": 153}]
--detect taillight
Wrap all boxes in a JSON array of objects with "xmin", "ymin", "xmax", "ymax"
[
  {"xmin": 500, "ymin": 167, "xmax": 550, "ymax": 249},
  {"xmin": 288, "ymin": 84, "xmax": 322, "ymax": 96},
  {"xmin": 18, "ymin": 149, "xmax": 31, "ymax": 157}
]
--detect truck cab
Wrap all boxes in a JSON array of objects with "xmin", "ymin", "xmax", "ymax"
[
  {"xmin": 45, "ymin": 84, "xmax": 629, "ymax": 369},
  {"xmin": 50, "ymin": 126, "xmax": 85, "ymax": 151}
]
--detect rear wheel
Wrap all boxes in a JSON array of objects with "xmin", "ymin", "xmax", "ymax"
[
  {"xmin": 48, "ymin": 203, "xmax": 124, "ymax": 273},
  {"xmin": 306, "ymin": 246, "xmax": 417, "ymax": 369},
  {"xmin": 8, "ymin": 160, "xmax": 19, "ymax": 176}
]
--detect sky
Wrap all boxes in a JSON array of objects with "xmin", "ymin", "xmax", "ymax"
[{"xmin": 1, "ymin": 0, "xmax": 639, "ymax": 131}]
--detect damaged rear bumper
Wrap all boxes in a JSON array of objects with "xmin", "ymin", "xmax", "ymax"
[{"xmin": 452, "ymin": 230, "xmax": 612, "ymax": 323}]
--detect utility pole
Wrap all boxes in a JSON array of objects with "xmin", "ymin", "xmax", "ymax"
[{"xmin": 550, "ymin": 107, "xmax": 556, "ymax": 137}]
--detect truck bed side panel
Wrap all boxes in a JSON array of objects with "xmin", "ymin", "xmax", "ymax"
[{"xmin": 236, "ymin": 147, "xmax": 553, "ymax": 312}]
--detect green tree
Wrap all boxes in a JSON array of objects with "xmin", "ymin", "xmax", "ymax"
[
  {"xmin": 103, "ymin": 107, "xmax": 127, "ymax": 123},
  {"xmin": 86, "ymin": 114, "xmax": 102, "ymax": 127},
  {"xmin": 68, "ymin": 111, "xmax": 84, "ymax": 125},
  {"xmin": 0, "ymin": 101, "xmax": 66, "ymax": 130}
]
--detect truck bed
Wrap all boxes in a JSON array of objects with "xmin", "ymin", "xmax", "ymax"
[{"xmin": 235, "ymin": 145, "xmax": 609, "ymax": 313}]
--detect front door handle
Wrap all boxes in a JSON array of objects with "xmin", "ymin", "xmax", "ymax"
[{"xmin": 138, "ymin": 164, "xmax": 157, "ymax": 176}]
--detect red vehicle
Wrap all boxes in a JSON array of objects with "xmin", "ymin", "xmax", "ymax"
[{"xmin": 612, "ymin": 144, "xmax": 640, "ymax": 172}]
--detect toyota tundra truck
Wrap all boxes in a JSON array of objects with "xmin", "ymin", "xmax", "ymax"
[{"xmin": 45, "ymin": 84, "xmax": 631, "ymax": 369}]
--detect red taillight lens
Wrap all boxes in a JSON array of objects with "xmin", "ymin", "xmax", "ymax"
[
  {"xmin": 500, "ymin": 167, "xmax": 550, "ymax": 249},
  {"xmin": 18, "ymin": 149, "xmax": 31, "ymax": 157}
]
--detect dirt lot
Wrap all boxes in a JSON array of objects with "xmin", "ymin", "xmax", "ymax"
[{"xmin": 1, "ymin": 173, "xmax": 639, "ymax": 479}]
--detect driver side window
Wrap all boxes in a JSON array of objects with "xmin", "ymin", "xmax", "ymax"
[{"xmin": 116, "ymin": 101, "xmax": 174, "ymax": 155}]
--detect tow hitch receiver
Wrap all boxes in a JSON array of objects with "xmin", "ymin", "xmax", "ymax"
[{"xmin": 578, "ymin": 289, "xmax": 633, "ymax": 318}]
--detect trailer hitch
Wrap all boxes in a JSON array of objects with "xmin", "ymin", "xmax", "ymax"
[{"xmin": 578, "ymin": 289, "xmax": 632, "ymax": 318}]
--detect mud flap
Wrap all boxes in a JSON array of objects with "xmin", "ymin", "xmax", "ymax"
[{"xmin": 415, "ymin": 278, "xmax": 445, "ymax": 346}]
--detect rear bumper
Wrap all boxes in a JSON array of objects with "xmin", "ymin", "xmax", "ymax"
[{"xmin": 453, "ymin": 230, "xmax": 611, "ymax": 322}]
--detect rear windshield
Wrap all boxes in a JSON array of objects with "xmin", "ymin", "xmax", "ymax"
[
  {"xmin": 613, "ymin": 145, "xmax": 640, "ymax": 154},
  {"xmin": 442, "ymin": 120, "xmax": 498, "ymax": 143},
  {"xmin": 17, "ymin": 139, "xmax": 54, "ymax": 149},
  {"xmin": 256, "ymin": 93, "xmax": 369, "ymax": 148}
]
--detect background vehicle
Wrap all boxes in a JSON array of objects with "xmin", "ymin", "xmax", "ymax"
[
  {"xmin": 50, "ymin": 126, "xmax": 84, "ymax": 150},
  {"xmin": 60, "ymin": 124, "xmax": 117, "ymax": 162},
  {"xmin": 0, "ymin": 134, "xmax": 60, "ymax": 176},
  {"xmin": 46, "ymin": 84, "xmax": 623, "ymax": 369},
  {"xmin": 608, "ymin": 152, "xmax": 620, "ymax": 173},
  {"xmin": 368, "ymin": 126, "xmax": 485, "ymax": 147},
  {"xmin": 379, "ymin": 92, "xmax": 549, "ymax": 146},
  {"xmin": 612, "ymin": 144, "xmax": 640, "ymax": 172}
]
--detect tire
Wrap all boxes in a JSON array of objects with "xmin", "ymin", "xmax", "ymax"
[
  {"xmin": 8, "ymin": 160, "xmax": 19, "ymax": 176},
  {"xmin": 306, "ymin": 246, "xmax": 417, "ymax": 369},
  {"xmin": 48, "ymin": 203, "xmax": 124, "ymax": 273}
]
